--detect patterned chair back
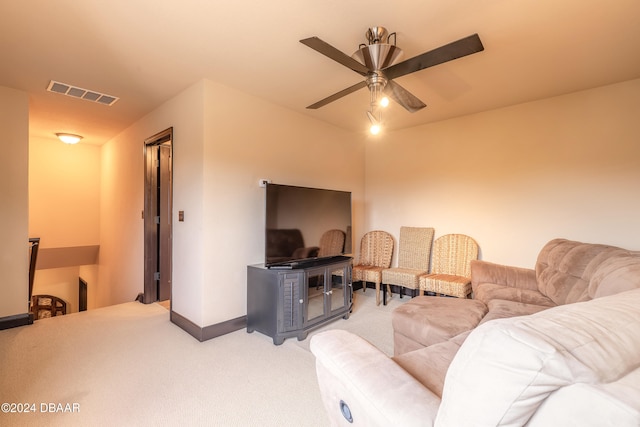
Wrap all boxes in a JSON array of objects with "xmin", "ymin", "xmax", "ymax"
[
  {"xmin": 431, "ymin": 234, "xmax": 479, "ymax": 277},
  {"xmin": 357, "ymin": 230, "xmax": 394, "ymax": 268},
  {"xmin": 397, "ymin": 226, "xmax": 435, "ymax": 270}
]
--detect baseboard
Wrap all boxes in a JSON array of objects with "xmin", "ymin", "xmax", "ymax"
[
  {"xmin": 170, "ymin": 310, "xmax": 247, "ymax": 342},
  {"xmin": 0, "ymin": 312, "xmax": 34, "ymax": 331}
]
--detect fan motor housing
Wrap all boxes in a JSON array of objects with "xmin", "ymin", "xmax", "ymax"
[
  {"xmin": 353, "ymin": 43, "xmax": 403, "ymax": 71},
  {"xmin": 352, "ymin": 27, "xmax": 403, "ymax": 71}
]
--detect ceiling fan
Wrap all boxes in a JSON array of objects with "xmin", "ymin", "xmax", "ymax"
[{"xmin": 300, "ymin": 27, "xmax": 484, "ymax": 132}]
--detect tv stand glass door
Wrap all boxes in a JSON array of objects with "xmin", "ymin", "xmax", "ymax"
[{"xmin": 304, "ymin": 264, "xmax": 350, "ymax": 328}]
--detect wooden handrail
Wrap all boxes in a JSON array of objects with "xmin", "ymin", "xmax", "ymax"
[{"xmin": 28, "ymin": 237, "xmax": 40, "ymax": 310}]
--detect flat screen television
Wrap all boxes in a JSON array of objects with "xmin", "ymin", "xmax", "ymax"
[{"xmin": 265, "ymin": 183, "xmax": 352, "ymax": 267}]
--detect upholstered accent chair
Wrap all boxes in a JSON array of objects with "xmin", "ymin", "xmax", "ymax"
[
  {"xmin": 352, "ymin": 231, "xmax": 394, "ymax": 306},
  {"xmin": 381, "ymin": 226, "xmax": 435, "ymax": 305},
  {"xmin": 317, "ymin": 229, "xmax": 346, "ymax": 258},
  {"xmin": 419, "ymin": 234, "xmax": 479, "ymax": 298}
]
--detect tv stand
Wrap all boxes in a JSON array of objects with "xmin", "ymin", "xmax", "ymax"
[{"xmin": 247, "ymin": 257, "xmax": 353, "ymax": 345}]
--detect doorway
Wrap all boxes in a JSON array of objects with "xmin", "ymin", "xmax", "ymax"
[{"xmin": 143, "ymin": 128, "xmax": 173, "ymax": 304}]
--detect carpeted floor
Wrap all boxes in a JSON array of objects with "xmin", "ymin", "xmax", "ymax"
[
  {"xmin": 294, "ymin": 288, "xmax": 404, "ymax": 356},
  {"xmin": 0, "ymin": 288, "xmax": 407, "ymax": 426}
]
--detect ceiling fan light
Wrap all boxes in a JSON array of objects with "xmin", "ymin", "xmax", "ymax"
[
  {"xmin": 367, "ymin": 111, "xmax": 382, "ymax": 135},
  {"xmin": 379, "ymin": 96, "xmax": 389, "ymax": 107},
  {"xmin": 56, "ymin": 133, "xmax": 83, "ymax": 144}
]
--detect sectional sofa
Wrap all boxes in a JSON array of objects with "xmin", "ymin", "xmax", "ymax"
[{"xmin": 310, "ymin": 239, "xmax": 640, "ymax": 426}]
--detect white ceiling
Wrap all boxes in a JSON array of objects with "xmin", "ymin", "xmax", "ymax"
[{"xmin": 2, "ymin": 0, "xmax": 640, "ymax": 145}]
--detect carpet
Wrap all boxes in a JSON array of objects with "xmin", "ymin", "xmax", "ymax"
[
  {"xmin": 294, "ymin": 288, "xmax": 405, "ymax": 356},
  {"xmin": 0, "ymin": 288, "xmax": 408, "ymax": 426}
]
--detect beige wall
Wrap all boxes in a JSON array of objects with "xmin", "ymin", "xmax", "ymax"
[
  {"xmin": 365, "ymin": 78, "xmax": 640, "ymax": 268},
  {"xmin": 29, "ymin": 137, "xmax": 101, "ymax": 248},
  {"xmin": 199, "ymin": 79, "xmax": 365, "ymax": 326},
  {"xmin": 30, "ymin": 267, "xmax": 80, "ymax": 313},
  {"xmin": 0, "ymin": 86, "xmax": 29, "ymax": 318},
  {"xmin": 97, "ymin": 81, "xmax": 204, "ymax": 310},
  {"xmin": 166, "ymin": 81, "xmax": 206, "ymax": 323},
  {"xmin": 97, "ymin": 78, "xmax": 365, "ymax": 329},
  {"xmin": 28, "ymin": 137, "xmax": 101, "ymax": 311}
]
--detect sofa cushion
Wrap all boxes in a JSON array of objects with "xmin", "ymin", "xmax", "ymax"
[
  {"xmin": 471, "ymin": 259, "xmax": 538, "ymax": 292},
  {"xmin": 474, "ymin": 282, "xmax": 556, "ymax": 307},
  {"xmin": 393, "ymin": 331, "xmax": 470, "ymax": 398},
  {"xmin": 527, "ymin": 370, "xmax": 640, "ymax": 427},
  {"xmin": 392, "ymin": 297, "xmax": 487, "ymax": 356},
  {"xmin": 588, "ymin": 254, "xmax": 640, "ymax": 298},
  {"xmin": 534, "ymin": 238, "xmax": 640, "ymax": 305},
  {"xmin": 478, "ymin": 299, "xmax": 550, "ymax": 325},
  {"xmin": 435, "ymin": 288, "xmax": 640, "ymax": 427},
  {"xmin": 535, "ymin": 239, "xmax": 598, "ymax": 305}
]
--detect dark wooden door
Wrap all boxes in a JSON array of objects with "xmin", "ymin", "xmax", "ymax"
[{"xmin": 144, "ymin": 128, "xmax": 173, "ymax": 304}]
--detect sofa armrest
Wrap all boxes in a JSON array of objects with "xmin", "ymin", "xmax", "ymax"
[
  {"xmin": 471, "ymin": 260, "xmax": 538, "ymax": 293},
  {"xmin": 310, "ymin": 330, "xmax": 441, "ymax": 427}
]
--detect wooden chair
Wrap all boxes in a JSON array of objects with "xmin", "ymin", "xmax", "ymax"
[
  {"xmin": 31, "ymin": 294, "xmax": 67, "ymax": 319},
  {"xmin": 381, "ymin": 226, "xmax": 435, "ymax": 305},
  {"xmin": 352, "ymin": 231, "xmax": 394, "ymax": 306},
  {"xmin": 419, "ymin": 234, "xmax": 479, "ymax": 298}
]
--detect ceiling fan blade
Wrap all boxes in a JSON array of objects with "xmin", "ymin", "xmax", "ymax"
[
  {"xmin": 384, "ymin": 34, "xmax": 484, "ymax": 80},
  {"xmin": 306, "ymin": 81, "xmax": 367, "ymax": 109},
  {"xmin": 384, "ymin": 80, "xmax": 426, "ymax": 113},
  {"xmin": 300, "ymin": 37, "xmax": 370, "ymax": 76}
]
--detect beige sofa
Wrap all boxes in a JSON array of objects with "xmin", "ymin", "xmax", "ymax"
[
  {"xmin": 393, "ymin": 238, "xmax": 640, "ymax": 355},
  {"xmin": 310, "ymin": 239, "xmax": 640, "ymax": 426}
]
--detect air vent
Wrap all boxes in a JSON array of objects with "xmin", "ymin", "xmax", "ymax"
[{"xmin": 46, "ymin": 80, "xmax": 119, "ymax": 106}]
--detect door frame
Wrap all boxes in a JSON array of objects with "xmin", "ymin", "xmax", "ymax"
[{"xmin": 143, "ymin": 127, "xmax": 173, "ymax": 304}]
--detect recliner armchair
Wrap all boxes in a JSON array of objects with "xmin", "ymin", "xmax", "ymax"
[{"xmin": 311, "ymin": 288, "xmax": 640, "ymax": 426}]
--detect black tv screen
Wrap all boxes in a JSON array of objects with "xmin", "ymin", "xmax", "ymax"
[{"xmin": 265, "ymin": 183, "xmax": 352, "ymax": 267}]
